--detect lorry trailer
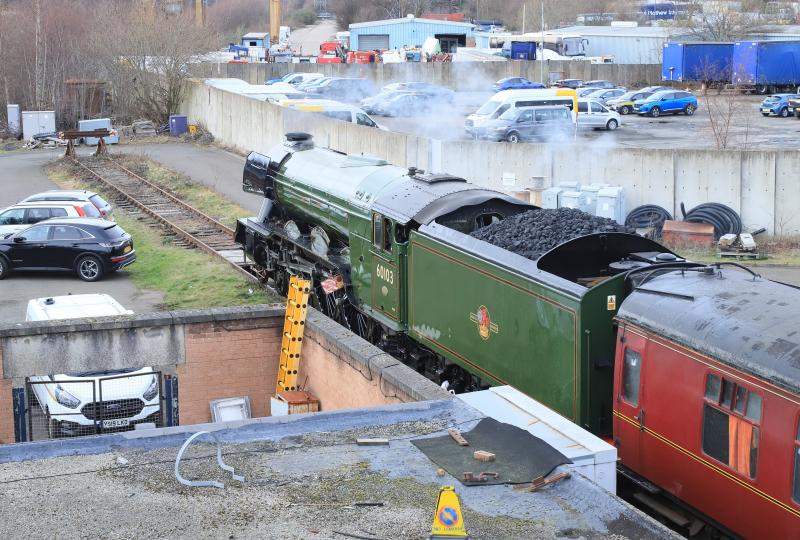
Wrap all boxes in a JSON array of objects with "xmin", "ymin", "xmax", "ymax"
[
  {"xmin": 733, "ymin": 40, "xmax": 800, "ymax": 93},
  {"xmin": 662, "ymin": 41, "xmax": 734, "ymax": 83}
]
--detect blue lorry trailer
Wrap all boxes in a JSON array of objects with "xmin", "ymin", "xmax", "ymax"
[
  {"xmin": 732, "ymin": 40, "xmax": 800, "ymax": 93},
  {"xmin": 662, "ymin": 42, "xmax": 734, "ymax": 82}
]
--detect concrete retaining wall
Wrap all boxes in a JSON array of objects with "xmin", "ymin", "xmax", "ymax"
[
  {"xmin": 0, "ymin": 305, "xmax": 449, "ymax": 444},
  {"xmin": 181, "ymin": 84, "xmax": 800, "ymax": 234},
  {"xmin": 192, "ymin": 61, "xmax": 663, "ymax": 91}
]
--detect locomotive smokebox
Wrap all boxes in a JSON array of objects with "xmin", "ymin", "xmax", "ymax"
[{"xmin": 285, "ymin": 132, "xmax": 314, "ymax": 150}]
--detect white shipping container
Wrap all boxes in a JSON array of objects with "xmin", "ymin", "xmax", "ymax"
[
  {"xmin": 6, "ymin": 104, "xmax": 20, "ymax": 135},
  {"xmin": 21, "ymin": 110, "xmax": 55, "ymax": 140},
  {"xmin": 78, "ymin": 118, "xmax": 119, "ymax": 145}
]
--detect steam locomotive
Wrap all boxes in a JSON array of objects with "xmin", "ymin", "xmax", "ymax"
[{"xmin": 235, "ymin": 133, "xmax": 800, "ymax": 538}]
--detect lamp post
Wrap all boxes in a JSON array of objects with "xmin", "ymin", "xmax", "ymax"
[{"xmin": 540, "ymin": 0, "xmax": 545, "ymax": 84}]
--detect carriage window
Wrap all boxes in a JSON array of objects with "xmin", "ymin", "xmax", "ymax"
[
  {"xmin": 372, "ymin": 213, "xmax": 382, "ymax": 249},
  {"xmin": 621, "ymin": 348, "xmax": 641, "ymax": 406},
  {"xmin": 794, "ymin": 420, "xmax": 800, "ymax": 503},
  {"xmin": 702, "ymin": 378, "xmax": 761, "ymax": 478}
]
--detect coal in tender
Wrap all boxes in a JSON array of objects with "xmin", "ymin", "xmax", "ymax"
[{"xmin": 470, "ymin": 207, "xmax": 632, "ymax": 261}]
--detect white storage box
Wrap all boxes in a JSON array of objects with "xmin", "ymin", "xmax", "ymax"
[
  {"xmin": 579, "ymin": 184, "xmax": 607, "ymax": 215},
  {"xmin": 21, "ymin": 110, "xmax": 55, "ymax": 140},
  {"xmin": 541, "ymin": 186, "xmax": 563, "ymax": 209},
  {"xmin": 595, "ymin": 186, "xmax": 626, "ymax": 224},
  {"xmin": 559, "ymin": 190, "xmax": 590, "ymax": 213}
]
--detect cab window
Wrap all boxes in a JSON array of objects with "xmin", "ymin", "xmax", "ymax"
[
  {"xmin": 372, "ymin": 213, "xmax": 382, "ymax": 249},
  {"xmin": 591, "ymin": 102, "xmax": 605, "ymax": 113},
  {"xmin": 621, "ymin": 348, "xmax": 642, "ymax": 406},
  {"xmin": 382, "ymin": 218, "xmax": 392, "ymax": 252},
  {"xmin": 702, "ymin": 373, "xmax": 761, "ymax": 478}
]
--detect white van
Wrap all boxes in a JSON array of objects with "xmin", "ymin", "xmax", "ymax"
[
  {"xmin": 278, "ymin": 99, "xmax": 385, "ymax": 129},
  {"xmin": 465, "ymin": 88, "xmax": 578, "ymax": 135},
  {"xmin": 576, "ymin": 98, "xmax": 621, "ymax": 131},
  {"xmin": 26, "ymin": 294, "xmax": 133, "ymax": 321}
]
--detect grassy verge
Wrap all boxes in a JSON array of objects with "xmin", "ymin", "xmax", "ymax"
[
  {"xmin": 663, "ymin": 242, "xmax": 800, "ymax": 266},
  {"xmin": 115, "ymin": 154, "xmax": 248, "ymax": 228},
  {"xmin": 47, "ymin": 159, "xmax": 276, "ymax": 309}
]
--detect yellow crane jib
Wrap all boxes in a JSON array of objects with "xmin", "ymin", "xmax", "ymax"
[{"xmin": 276, "ymin": 276, "xmax": 311, "ymax": 392}]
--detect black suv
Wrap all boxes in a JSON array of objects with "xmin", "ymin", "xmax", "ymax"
[{"xmin": 0, "ymin": 218, "xmax": 135, "ymax": 281}]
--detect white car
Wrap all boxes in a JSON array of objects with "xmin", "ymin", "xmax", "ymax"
[
  {"xmin": 0, "ymin": 201, "xmax": 100, "ymax": 237},
  {"xmin": 29, "ymin": 367, "xmax": 160, "ymax": 437},
  {"xmin": 576, "ymin": 99, "xmax": 621, "ymax": 131},
  {"xmin": 20, "ymin": 189, "xmax": 114, "ymax": 220}
]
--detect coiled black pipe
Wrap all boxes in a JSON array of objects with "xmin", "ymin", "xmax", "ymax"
[
  {"xmin": 681, "ymin": 202, "xmax": 742, "ymax": 239},
  {"xmin": 625, "ymin": 205, "xmax": 673, "ymax": 237}
]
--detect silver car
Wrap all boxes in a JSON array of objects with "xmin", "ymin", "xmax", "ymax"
[
  {"xmin": 576, "ymin": 99, "xmax": 621, "ymax": 131},
  {"xmin": 584, "ymin": 88, "xmax": 627, "ymax": 105},
  {"xmin": 21, "ymin": 190, "xmax": 113, "ymax": 220}
]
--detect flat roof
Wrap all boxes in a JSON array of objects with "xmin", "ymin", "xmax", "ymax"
[
  {"xmin": 350, "ymin": 17, "xmax": 475, "ymax": 29},
  {"xmin": 548, "ymin": 25, "xmax": 692, "ymax": 38},
  {"xmin": 0, "ymin": 397, "xmax": 678, "ymax": 539}
]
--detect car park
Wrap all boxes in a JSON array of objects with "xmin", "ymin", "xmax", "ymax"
[
  {"xmin": 296, "ymin": 76, "xmax": 337, "ymax": 91},
  {"xmin": 21, "ymin": 190, "xmax": 113, "ymax": 220},
  {"xmin": 279, "ymin": 99, "xmax": 383, "ymax": 128},
  {"xmin": 474, "ymin": 105, "xmax": 574, "ymax": 143},
  {"xmin": 552, "ymin": 79, "xmax": 584, "ymax": 89},
  {"xmin": 265, "ymin": 72, "xmax": 323, "ymax": 86},
  {"xmin": 29, "ymin": 366, "xmax": 159, "ymax": 437},
  {"xmin": 0, "ymin": 202, "xmax": 100, "ymax": 237},
  {"xmin": 360, "ymin": 90, "xmax": 411, "ymax": 114},
  {"xmin": 0, "ymin": 218, "xmax": 135, "ymax": 281},
  {"xmin": 606, "ymin": 90, "xmax": 654, "ymax": 114},
  {"xmin": 305, "ymin": 77, "xmax": 376, "ymax": 101},
  {"xmin": 584, "ymin": 88, "xmax": 626, "ymax": 105},
  {"xmin": 381, "ymin": 82, "xmax": 455, "ymax": 102},
  {"xmin": 581, "ymin": 79, "xmax": 617, "ymax": 89},
  {"xmin": 492, "ymin": 77, "xmax": 546, "ymax": 91},
  {"xmin": 759, "ymin": 94, "xmax": 799, "ymax": 117},
  {"xmin": 370, "ymin": 93, "xmax": 435, "ymax": 117},
  {"xmin": 634, "ymin": 90, "xmax": 697, "ymax": 117},
  {"xmin": 576, "ymin": 99, "xmax": 621, "ymax": 130}
]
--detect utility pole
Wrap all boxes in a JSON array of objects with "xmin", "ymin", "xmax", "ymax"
[
  {"xmin": 195, "ymin": 0, "xmax": 205, "ymax": 27},
  {"xmin": 269, "ymin": 0, "xmax": 281, "ymax": 44},
  {"xmin": 540, "ymin": 0, "xmax": 544, "ymax": 84}
]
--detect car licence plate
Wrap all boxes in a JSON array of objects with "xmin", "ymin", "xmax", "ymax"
[
  {"xmin": 761, "ymin": 108, "xmax": 770, "ymax": 113},
  {"xmin": 102, "ymin": 418, "xmax": 130, "ymax": 429},
  {"xmin": 123, "ymin": 245, "xmax": 132, "ymax": 253}
]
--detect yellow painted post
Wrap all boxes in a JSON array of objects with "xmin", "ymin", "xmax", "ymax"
[{"xmin": 276, "ymin": 276, "xmax": 311, "ymax": 393}]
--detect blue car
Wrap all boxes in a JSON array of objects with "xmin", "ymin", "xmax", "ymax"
[
  {"xmin": 760, "ymin": 94, "xmax": 800, "ymax": 117},
  {"xmin": 492, "ymin": 77, "xmax": 546, "ymax": 92},
  {"xmin": 633, "ymin": 90, "xmax": 698, "ymax": 117}
]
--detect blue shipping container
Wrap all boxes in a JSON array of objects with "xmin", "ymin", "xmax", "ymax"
[
  {"xmin": 169, "ymin": 115, "xmax": 188, "ymax": 136},
  {"xmin": 662, "ymin": 42, "xmax": 734, "ymax": 82},
  {"xmin": 733, "ymin": 41, "xmax": 800, "ymax": 88},
  {"xmin": 510, "ymin": 41, "xmax": 537, "ymax": 60}
]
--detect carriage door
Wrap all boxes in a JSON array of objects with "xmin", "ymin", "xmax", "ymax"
[
  {"xmin": 370, "ymin": 213, "xmax": 399, "ymax": 322},
  {"xmin": 614, "ymin": 328, "xmax": 647, "ymax": 472}
]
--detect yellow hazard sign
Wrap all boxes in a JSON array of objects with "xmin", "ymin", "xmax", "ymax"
[{"xmin": 429, "ymin": 486, "xmax": 468, "ymax": 538}]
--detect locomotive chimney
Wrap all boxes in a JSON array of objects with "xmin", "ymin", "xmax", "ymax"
[{"xmin": 285, "ymin": 132, "xmax": 314, "ymax": 150}]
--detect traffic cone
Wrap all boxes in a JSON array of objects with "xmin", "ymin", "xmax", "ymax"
[{"xmin": 429, "ymin": 485, "xmax": 468, "ymax": 539}]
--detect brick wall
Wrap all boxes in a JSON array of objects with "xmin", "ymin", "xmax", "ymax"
[
  {"xmin": 0, "ymin": 347, "xmax": 13, "ymax": 444},
  {"xmin": 177, "ymin": 317, "xmax": 282, "ymax": 425}
]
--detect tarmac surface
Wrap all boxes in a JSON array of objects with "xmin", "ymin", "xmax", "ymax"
[
  {"xmin": 287, "ymin": 19, "xmax": 338, "ymax": 57},
  {"xmin": 0, "ymin": 149, "xmax": 163, "ymax": 323}
]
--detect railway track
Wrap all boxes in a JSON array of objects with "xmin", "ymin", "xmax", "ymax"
[{"xmin": 70, "ymin": 155, "xmax": 261, "ymax": 283}]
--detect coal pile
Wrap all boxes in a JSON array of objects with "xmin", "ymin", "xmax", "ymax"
[{"xmin": 470, "ymin": 208, "xmax": 632, "ymax": 260}]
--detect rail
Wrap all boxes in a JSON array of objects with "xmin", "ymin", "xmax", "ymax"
[{"xmin": 68, "ymin": 155, "xmax": 259, "ymax": 283}]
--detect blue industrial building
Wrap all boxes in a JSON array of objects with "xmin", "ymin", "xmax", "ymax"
[{"xmin": 349, "ymin": 16, "xmax": 475, "ymax": 53}]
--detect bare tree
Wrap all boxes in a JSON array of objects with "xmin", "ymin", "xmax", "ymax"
[{"xmin": 682, "ymin": 3, "xmax": 764, "ymax": 41}]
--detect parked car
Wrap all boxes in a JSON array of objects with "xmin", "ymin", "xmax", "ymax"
[
  {"xmin": 639, "ymin": 85, "xmax": 672, "ymax": 93},
  {"xmin": 360, "ymin": 90, "xmax": 411, "ymax": 114},
  {"xmin": 381, "ymin": 82, "xmax": 455, "ymax": 102},
  {"xmin": 577, "ymin": 87, "xmax": 603, "ymax": 98},
  {"xmin": 29, "ymin": 366, "xmax": 159, "ymax": 437},
  {"xmin": 634, "ymin": 90, "xmax": 698, "ymax": 117},
  {"xmin": 581, "ymin": 80, "xmax": 617, "ymax": 89},
  {"xmin": 369, "ymin": 93, "xmax": 437, "ymax": 117},
  {"xmin": 606, "ymin": 90, "xmax": 654, "ymax": 115},
  {"xmin": 279, "ymin": 99, "xmax": 384, "ymax": 128},
  {"xmin": 474, "ymin": 105, "xmax": 574, "ymax": 143},
  {"xmin": 552, "ymin": 79, "xmax": 584, "ymax": 89},
  {"xmin": 0, "ymin": 218, "xmax": 136, "ymax": 281},
  {"xmin": 492, "ymin": 77, "xmax": 546, "ymax": 92},
  {"xmin": 296, "ymin": 76, "xmax": 337, "ymax": 91},
  {"xmin": 760, "ymin": 94, "xmax": 800, "ymax": 117},
  {"xmin": 21, "ymin": 190, "xmax": 113, "ymax": 220},
  {"xmin": 0, "ymin": 201, "xmax": 100, "ymax": 237},
  {"xmin": 577, "ymin": 99, "xmax": 621, "ymax": 130},
  {"xmin": 584, "ymin": 88, "xmax": 627, "ymax": 105},
  {"xmin": 791, "ymin": 96, "xmax": 800, "ymax": 118},
  {"xmin": 306, "ymin": 77, "xmax": 376, "ymax": 101},
  {"xmin": 265, "ymin": 72, "xmax": 323, "ymax": 86}
]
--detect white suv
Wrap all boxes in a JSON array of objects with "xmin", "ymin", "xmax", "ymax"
[
  {"xmin": 0, "ymin": 202, "xmax": 101, "ymax": 237},
  {"xmin": 29, "ymin": 367, "xmax": 161, "ymax": 437},
  {"xmin": 21, "ymin": 190, "xmax": 114, "ymax": 220}
]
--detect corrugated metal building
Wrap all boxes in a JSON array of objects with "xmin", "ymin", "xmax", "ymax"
[
  {"xmin": 546, "ymin": 25, "xmax": 692, "ymax": 64},
  {"xmin": 349, "ymin": 16, "xmax": 475, "ymax": 52}
]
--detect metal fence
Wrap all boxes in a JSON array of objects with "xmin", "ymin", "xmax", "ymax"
[{"xmin": 19, "ymin": 371, "xmax": 174, "ymax": 442}]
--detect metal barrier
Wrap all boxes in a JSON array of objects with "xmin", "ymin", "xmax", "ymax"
[{"xmin": 21, "ymin": 370, "xmax": 169, "ymax": 442}]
